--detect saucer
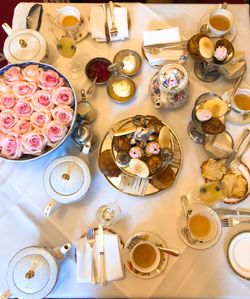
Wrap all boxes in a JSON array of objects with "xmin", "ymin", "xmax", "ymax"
[
  {"xmin": 227, "ymin": 231, "xmax": 250, "ymax": 280},
  {"xmin": 198, "ymin": 13, "xmax": 237, "ymax": 42},
  {"xmin": 177, "ymin": 204, "xmax": 221, "ymax": 249},
  {"xmin": 123, "ymin": 231, "xmax": 168, "ymax": 279},
  {"xmin": 222, "ymin": 89, "xmax": 250, "ymax": 125}
]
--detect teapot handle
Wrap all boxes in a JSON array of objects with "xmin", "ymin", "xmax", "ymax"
[
  {"xmin": 2, "ymin": 23, "xmax": 12, "ymax": 36},
  {"xmin": 0, "ymin": 289, "xmax": 12, "ymax": 299},
  {"xmin": 78, "ymin": 142, "xmax": 91, "ymax": 164},
  {"xmin": 44, "ymin": 199, "xmax": 61, "ymax": 217}
]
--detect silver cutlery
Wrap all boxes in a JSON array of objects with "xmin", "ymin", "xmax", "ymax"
[
  {"xmin": 102, "ymin": 3, "xmax": 110, "ymax": 44},
  {"xmin": 145, "ymin": 43, "xmax": 187, "ymax": 55},
  {"xmin": 157, "ymin": 246, "xmax": 180, "ymax": 257},
  {"xmin": 221, "ymin": 217, "xmax": 250, "ymax": 227},
  {"xmin": 109, "ymin": 1, "xmax": 118, "ymax": 38},
  {"xmin": 214, "ymin": 208, "xmax": 250, "ymax": 216},
  {"xmin": 227, "ymin": 139, "xmax": 250, "ymax": 172},
  {"xmin": 86, "ymin": 227, "xmax": 98, "ymax": 285},
  {"xmin": 224, "ymin": 128, "xmax": 250, "ymax": 170},
  {"xmin": 98, "ymin": 224, "xmax": 106, "ymax": 285},
  {"xmin": 86, "ymin": 76, "xmax": 97, "ymax": 97}
]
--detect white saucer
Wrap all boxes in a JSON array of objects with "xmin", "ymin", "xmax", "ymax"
[
  {"xmin": 227, "ymin": 231, "xmax": 250, "ymax": 280},
  {"xmin": 177, "ymin": 204, "xmax": 221, "ymax": 249},
  {"xmin": 222, "ymin": 89, "xmax": 250, "ymax": 124},
  {"xmin": 123, "ymin": 231, "xmax": 168, "ymax": 279},
  {"xmin": 198, "ymin": 13, "xmax": 237, "ymax": 42}
]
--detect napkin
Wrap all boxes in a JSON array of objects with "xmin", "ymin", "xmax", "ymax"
[
  {"xmin": 90, "ymin": 6, "xmax": 129, "ymax": 42},
  {"xmin": 143, "ymin": 27, "xmax": 185, "ymax": 66},
  {"xmin": 76, "ymin": 232, "xmax": 124, "ymax": 283}
]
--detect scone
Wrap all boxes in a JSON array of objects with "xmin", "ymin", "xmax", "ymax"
[
  {"xmin": 98, "ymin": 150, "xmax": 121, "ymax": 177},
  {"xmin": 230, "ymin": 174, "xmax": 248, "ymax": 198},
  {"xmin": 201, "ymin": 158, "xmax": 226, "ymax": 181},
  {"xmin": 201, "ymin": 117, "xmax": 225, "ymax": 134},
  {"xmin": 151, "ymin": 166, "xmax": 176, "ymax": 190},
  {"xmin": 221, "ymin": 173, "xmax": 237, "ymax": 197}
]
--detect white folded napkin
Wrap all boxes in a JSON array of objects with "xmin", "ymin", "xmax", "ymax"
[
  {"xmin": 90, "ymin": 6, "xmax": 129, "ymax": 42},
  {"xmin": 76, "ymin": 232, "xmax": 124, "ymax": 283},
  {"xmin": 143, "ymin": 27, "xmax": 185, "ymax": 66}
]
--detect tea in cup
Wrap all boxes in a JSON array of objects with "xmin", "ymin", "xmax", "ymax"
[
  {"xmin": 130, "ymin": 241, "xmax": 160, "ymax": 273},
  {"xmin": 188, "ymin": 211, "xmax": 217, "ymax": 242},
  {"xmin": 208, "ymin": 8, "xmax": 233, "ymax": 37},
  {"xmin": 232, "ymin": 89, "xmax": 250, "ymax": 114},
  {"xmin": 56, "ymin": 6, "xmax": 81, "ymax": 31}
]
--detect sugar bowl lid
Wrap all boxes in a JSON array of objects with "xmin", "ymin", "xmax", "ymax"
[
  {"xmin": 43, "ymin": 155, "xmax": 91, "ymax": 204},
  {"xmin": 3, "ymin": 29, "xmax": 47, "ymax": 63},
  {"xmin": 7, "ymin": 247, "xmax": 58, "ymax": 299}
]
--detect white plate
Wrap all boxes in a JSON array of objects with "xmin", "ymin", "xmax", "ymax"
[
  {"xmin": 222, "ymin": 88, "xmax": 250, "ymax": 125},
  {"xmin": 227, "ymin": 232, "xmax": 250, "ymax": 280},
  {"xmin": 123, "ymin": 231, "xmax": 168, "ymax": 279},
  {"xmin": 177, "ymin": 204, "xmax": 221, "ymax": 250}
]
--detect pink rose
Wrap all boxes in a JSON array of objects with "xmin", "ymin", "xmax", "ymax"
[
  {"xmin": 14, "ymin": 99, "xmax": 33, "ymax": 118},
  {"xmin": 14, "ymin": 119, "xmax": 31, "ymax": 134},
  {"xmin": 13, "ymin": 81, "xmax": 37, "ymax": 98},
  {"xmin": 39, "ymin": 70, "xmax": 64, "ymax": 90},
  {"xmin": 3, "ymin": 67, "xmax": 23, "ymax": 85},
  {"xmin": 0, "ymin": 109, "xmax": 17, "ymax": 132},
  {"xmin": 30, "ymin": 109, "xmax": 51, "ymax": 128},
  {"xmin": 21, "ymin": 130, "xmax": 47, "ymax": 155},
  {"xmin": 51, "ymin": 105, "xmax": 73, "ymax": 125},
  {"xmin": 31, "ymin": 90, "xmax": 54, "ymax": 110},
  {"xmin": 0, "ymin": 78, "xmax": 11, "ymax": 93},
  {"xmin": 1, "ymin": 132, "xmax": 22, "ymax": 159},
  {"xmin": 22, "ymin": 65, "xmax": 42, "ymax": 82},
  {"xmin": 44, "ymin": 120, "xmax": 67, "ymax": 144},
  {"xmin": 0, "ymin": 93, "xmax": 16, "ymax": 110},
  {"xmin": 52, "ymin": 87, "xmax": 74, "ymax": 106}
]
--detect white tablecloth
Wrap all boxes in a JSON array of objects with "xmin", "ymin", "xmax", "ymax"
[{"xmin": 0, "ymin": 2, "xmax": 250, "ymax": 298}]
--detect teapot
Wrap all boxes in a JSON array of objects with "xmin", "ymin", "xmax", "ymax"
[{"xmin": 0, "ymin": 243, "xmax": 71, "ymax": 299}]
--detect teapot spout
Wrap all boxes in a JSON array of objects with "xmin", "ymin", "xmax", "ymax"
[{"xmin": 52, "ymin": 243, "xmax": 71, "ymax": 262}]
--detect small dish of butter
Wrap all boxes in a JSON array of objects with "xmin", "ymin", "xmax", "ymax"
[
  {"xmin": 107, "ymin": 75, "xmax": 136, "ymax": 103},
  {"xmin": 113, "ymin": 49, "xmax": 142, "ymax": 77}
]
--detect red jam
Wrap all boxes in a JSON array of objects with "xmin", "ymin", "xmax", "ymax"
[{"xmin": 86, "ymin": 58, "xmax": 112, "ymax": 84}]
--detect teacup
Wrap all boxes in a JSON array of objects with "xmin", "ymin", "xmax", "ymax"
[
  {"xmin": 208, "ymin": 8, "xmax": 233, "ymax": 37},
  {"xmin": 188, "ymin": 211, "xmax": 217, "ymax": 242},
  {"xmin": 231, "ymin": 89, "xmax": 250, "ymax": 115},
  {"xmin": 130, "ymin": 241, "xmax": 160, "ymax": 273},
  {"xmin": 56, "ymin": 6, "xmax": 81, "ymax": 31}
]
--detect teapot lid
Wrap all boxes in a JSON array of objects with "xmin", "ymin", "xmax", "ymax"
[
  {"xmin": 44, "ymin": 155, "xmax": 91, "ymax": 204},
  {"xmin": 3, "ymin": 29, "xmax": 46, "ymax": 63},
  {"xmin": 7, "ymin": 247, "xmax": 58, "ymax": 299}
]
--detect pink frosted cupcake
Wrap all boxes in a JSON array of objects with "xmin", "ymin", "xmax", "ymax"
[
  {"xmin": 129, "ymin": 146, "xmax": 144, "ymax": 159},
  {"xmin": 145, "ymin": 141, "xmax": 161, "ymax": 156}
]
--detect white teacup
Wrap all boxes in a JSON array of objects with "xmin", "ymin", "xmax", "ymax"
[
  {"xmin": 130, "ymin": 241, "xmax": 160, "ymax": 273},
  {"xmin": 56, "ymin": 6, "xmax": 81, "ymax": 31},
  {"xmin": 208, "ymin": 8, "xmax": 234, "ymax": 37},
  {"xmin": 231, "ymin": 89, "xmax": 250, "ymax": 115},
  {"xmin": 188, "ymin": 211, "xmax": 217, "ymax": 242}
]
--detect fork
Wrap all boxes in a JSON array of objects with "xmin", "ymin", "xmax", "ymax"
[
  {"xmin": 109, "ymin": 1, "xmax": 118, "ymax": 38},
  {"xmin": 145, "ymin": 43, "xmax": 187, "ymax": 55},
  {"xmin": 227, "ymin": 139, "xmax": 250, "ymax": 172},
  {"xmin": 86, "ymin": 227, "xmax": 97, "ymax": 285},
  {"xmin": 221, "ymin": 217, "xmax": 250, "ymax": 227}
]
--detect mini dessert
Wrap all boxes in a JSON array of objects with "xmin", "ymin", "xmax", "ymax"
[
  {"xmin": 201, "ymin": 98, "xmax": 228, "ymax": 118},
  {"xmin": 147, "ymin": 118, "xmax": 164, "ymax": 134},
  {"xmin": 199, "ymin": 37, "xmax": 214, "ymax": 59},
  {"xmin": 187, "ymin": 33, "xmax": 209, "ymax": 60},
  {"xmin": 158, "ymin": 126, "xmax": 171, "ymax": 148},
  {"xmin": 116, "ymin": 151, "xmax": 131, "ymax": 168},
  {"xmin": 151, "ymin": 166, "xmax": 176, "ymax": 190},
  {"xmin": 213, "ymin": 39, "xmax": 234, "ymax": 64},
  {"xmin": 112, "ymin": 80, "xmax": 131, "ymax": 98},
  {"xmin": 160, "ymin": 148, "xmax": 174, "ymax": 163},
  {"xmin": 230, "ymin": 174, "xmax": 248, "ymax": 198},
  {"xmin": 129, "ymin": 146, "xmax": 144, "ymax": 159},
  {"xmin": 128, "ymin": 158, "xmax": 150, "ymax": 178},
  {"xmin": 132, "ymin": 115, "xmax": 147, "ymax": 127},
  {"xmin": 98, "ymin": 150, "xmax": 121, "ymax": 177},
  {"xmin": 196, "ymin": 108, "xmax": 212, "ymax": 122},
  {"xmin": 202, "ymin": 117, "xmax": 225, "ymax": 134},
  {"xmin": 201, "ymin": 158, "xmax": 226, "ymax": 181},
  {"xmin": 147, "ymin": 155, "xmax": 163, "ymax": 175},
  {"xmin": 214, "ymin": 46, "xmax": 227, "ymax": 61},
  {"xmin": 145, "ymin": 141, "xmax": 161, "ymax": 156},
  {"xmin": 113, "ymin": 136, "xmax": 131, "ymax": 152}
]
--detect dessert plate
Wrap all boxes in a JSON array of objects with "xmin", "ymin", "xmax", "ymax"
[
  {"xmin": 123, "ymin": 231, "xmax": 168, "ymax": 279},
  {"xmin": 222, "ymin": 89, "xmax": 250, "ymax": 125},
  {"xmin": 177, "ymin": 204, "xmax": 221, "ymax": 249}
]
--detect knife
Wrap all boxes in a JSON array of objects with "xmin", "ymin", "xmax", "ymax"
[
  {"xmin": 98, "ymin": 224, "xmax": 106, "ymax": 285},
  {"xmin": 102, "ymin": 3, "xmax": 110, "ymax": 44},
  {"xmin": 214, "ymin": 208, "xmax": 250, "ymax": 216},
  {"xmin": 144, "ymin": 40, "xmax": 188, "ymax": 49}
]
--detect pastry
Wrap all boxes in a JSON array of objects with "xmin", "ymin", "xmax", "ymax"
[
  {"xmin": 151, "ymin": 166, "xmax": 176, "ymax": 190},
  {"xmin": 201, "ymin": 117, "xmax": 225, "ymax": 134},
  {"xmin": 147, "ymin": 155, "xmax": 163, "ymax": 175},
  {"xmin": 129, "ymin": 146, "xmax": 144, "ymax": 159},
  {"xmin": 128, "ymin": 158, "xmax": 150, "ymax": 178},
  {"xmin": 196, "ymin": 108, "xmax": 212, "ymax": 122},
  {"xmin": 159, "ymin": 126, "xmax": 171, "ymax": 148},
  {"xmin": 202, "ymin": 98, "xmax": 228, "ymax": 118},
  {"xmin": 201, "ymin": 158, "xmax": 226, "ymax": 181},
  {"xmin": 147, "ymin": 118, "xmax": 164, "ymax": 133},
  {"xmin": 145, "ymin": 141, "xmax": 161, "ymax": 156},
  {"xmin": 199, "ymin": 37, "xmax": 214, "ymax": 59},
  {"xmin": 160, "ymin": 147, "xmax": 174, "ymax": 163},
  {"xmin": 113, "ymin": 136, "xmax": 131, "ymax": 152},
  {"xmin": 221, "ymin": 173, "xmax": 237, "ymax": 197},
  {"xmin": 214, "ymin": 46, "xmax": 227, "ymax": 61},
  {"xmin": 230, "ymin": 174, "xmax": 248, "ymax": 199},
  {"xmin": 98, "ymin": 150, "xmax": 121, "ymax": 177},
  {"xmin": 116, "ymin": 151, "xmax": 131, "ymax": 168}
]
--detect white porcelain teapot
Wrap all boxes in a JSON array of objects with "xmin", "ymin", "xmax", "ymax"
[{"xmin": 0, "ymin": 243, "xmax": 71, "ymax": 299}]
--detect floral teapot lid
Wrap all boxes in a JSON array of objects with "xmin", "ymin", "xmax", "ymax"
[{"xmin": 7, "ymin": 247, "xmax": 58, "ymax": 299}]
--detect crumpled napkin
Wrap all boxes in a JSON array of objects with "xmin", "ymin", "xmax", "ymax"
[
  {"xmin": 143, "ymin": 27, "xmax": 185, "ymax": 66},
  {"xmin": 90, "ymin": 6, "xmax": 129, "ymax": 42},
  {"xmin": 76, "ymin": 232, "xmax": 124, "ymax": 283}
]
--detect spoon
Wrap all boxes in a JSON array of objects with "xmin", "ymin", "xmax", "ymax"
[
  {"xmin": 157, "ymin": 246, "xmax": 180, "ymax": 257},
  {"xmin": 86, "ymin": 76, "xmax": 97, "ymax": 97}
]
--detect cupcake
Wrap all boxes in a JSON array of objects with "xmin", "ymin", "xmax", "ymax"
[
  {"xmin": 145, "ymin": 142, "xmax": 161, "ymax": 156},
  {"xmin": 116, "ymin": 151, "xmax": 131, "ymax": 168},
  {"xmin": 147, "ymin": 155, "xmax": 163, "ymax": 175},
  {"xmin": 129, "ymin": 146, "xmax": 144, "ymax": 159}
]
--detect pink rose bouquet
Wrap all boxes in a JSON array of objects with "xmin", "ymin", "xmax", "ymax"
[
  {"xmin": 21, "ymin": 130, "xmax": 47, "ymax": 155},
  {"xmin": 39, "ymin": 69, "xmax": 64, "ymax": 90},
  {"xmin": 51, "ymin": 105, "xmax": 73, "ymax": 125}
]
